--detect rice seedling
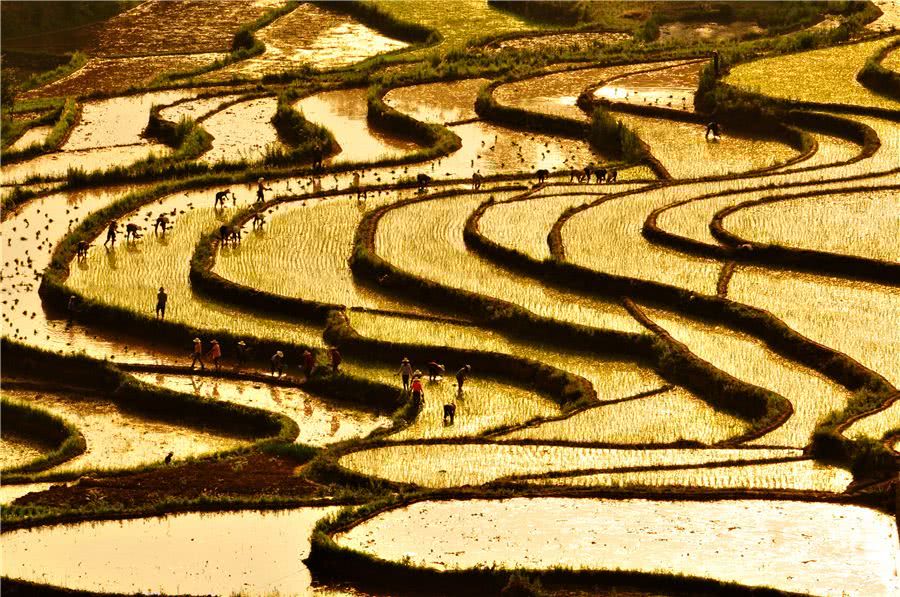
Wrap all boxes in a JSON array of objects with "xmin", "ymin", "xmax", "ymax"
[
  {"xmin": 479, "ymin": 186, "xmax": 645, "ymax": 260},
  {"xmin": 338, "ymin": 443, "xmax": 802, "ymax": 487},
  {"xmin": 843, "ymin": 400, "xmax": 900, "ymax": 442},
  {"xmin": 562, "ymin": 186, "xmax": 722, "ymax": 295},
  {"xmin": 131, "ymin": 373, "xmax": 392, "ymax": 446},
  {"xmin": 205, "ymin": 3, "xmax": 408, "ymax": 80},
  {"xmin": 728, "ymin": 267, "xmax": 900, "ymax": 387},
  {"xmin": 199, "ymin": 96, "xmax": 285, "ymax": 165},
  {"xmin": 642, "ymin": 306, "xmax": 854, "ymax": 448},
  {"xmin": 0, "ymin": 483, "xmax": 56, "ymax": 506},
  {"xmin": 334, "ymin": 497, "xmax": 898, "ymax": 597},
  {"xmin": 65, "ymin": 187, "xmax": 325, "ymax": 349},
  {"xmin": 500, "ymin": 387, "xmax": 748, "ymax": 444},
  {"xmin": 371, "ymin": 0, "xmax": 546, "ymax": 57},
  {"xmin": 1, "ymin": 506, "xmax": 340, "ymax": 596},
  {"xmin": 493, "ymin": 61, "xmax": 690, "ymax": 122},
  {"xmin": 611, "ymin": 111, "xmax": 801, "ymax": 178},
  {"xmin": 343, "ymin": 361, "xmax": 560, "ymax": 439},
  {"xmin": 2, "ymin": 388, "xmax": 247, "ymax": 474},
  {"xmin": 725, "ymin": 37, "xmax": 900, "ymax": 111},
  {"xmin": 384, "ymin": 78, "xmax": 488, "ymax": 124},
  {"xmin": 347, "ymin": 311, "xmax": 664, "ymax": 402},
  {"xmin": 157, "ymin": 94, "xmax": 245, "ymax": 123},
  {"xmin": 528, "ymin": 458, "xmax": 852, "ymax": 492},
  {"xmin": 592, "ymin": 60, "xmax": 703, "ymax": 112},
  {"xmin": 296, "ymin": 88, "xmax": 421, "ymax": 164},
  {"xmin": 7, "ymin": 125, "xmax": 53, "ymax": 152},
  {"xmin": 214, "ymin": 195, "xmax": 436, "ymax": 315},
  {"xmin": 375, "ymin": 191, "xmax": 646, "ymax": 334},
  {"xmin": 723, "ymin": 189, "xmax": 900, "ymax": 263}
]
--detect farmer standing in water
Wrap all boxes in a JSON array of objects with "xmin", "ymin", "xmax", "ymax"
[
  {"xmin": 191, "ymin": 337, "xmax": 205, "ymax": 370},
  {"xmin": 103, "ymin": 220, "xmax": 118, "ymax": 248}
]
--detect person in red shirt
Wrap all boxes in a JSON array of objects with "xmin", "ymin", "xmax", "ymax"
[
  {"xmin": 207, "ymin": 340, "xmax": 222, "ymax": 372},
  {"xmin": 411, "ymin": 374, "xmax": 425, "ymax": 409}
]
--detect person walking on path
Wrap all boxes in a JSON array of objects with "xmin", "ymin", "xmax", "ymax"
[
  {"xmin": 711, "ymin": 50, "xmax": 720, "ymax": 76},
  {"xmin": 398, "ymin": 357, "xmax": 413, "ymax": 391},
  {"xmin": 207, "ymin": 339, "xmax": 222, "ymax": 372},
  {"xmin": 67, "ymin": 295, "xmax": 78, "ymax": 326},
  {"xmin": 411, "ymin": 372, "xmax": 425, "ymax": 409},
  {"xmin": 302, "ymin": 349, "xmax": 315, "ymax": 378},
  {"xmin": 155, "ymin": 287, "xmax": 168, "ymax": 319},
  {"xmin": 271, "ymin": 350, "xmax": 285, "ymax": 377},
  {"xmin": 191, "ymin": 337, "xmax": 205, "ymax": 370},
  {"xmin": 103, "ymin": 220, "xmax": 118, "ymax": 248},
  {"xmin": 330, "ymin": 347, "xmax": 342, "ymax": 374},
  {"xmin": 236, "ymin": 340, "xmax": 250, "ymax": 367},
  {"xmin": 427, "ymin": 361, "xmax": 445, "ymax": 382},
  {"xmin": 256, "ymin": 178, "xmax": 272, "ymax": 203},
  {"xmin": 456, "ymin": 364, "xmax": 471, "ymax": 392}
]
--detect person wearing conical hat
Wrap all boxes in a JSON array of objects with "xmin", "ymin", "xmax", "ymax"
[
  {"xmin": 191, "ymin": 337, "xmax": 205, "ymax": 371},
  {"xmin": 207, "ymin": 339, "xmax": 222, "ymax": 372},
  {"xmin": 456, "ymin": 364, "xmax": 471, "ymax": 393},
  {"xmin": 236, "ymin": 340, "xmax": 250, "ymax": 367},
  {"xmin": 397, "ymin": 357, "xmax": 413, "ymax": 392},
  {"xmin": 256, "ymin": 177, "xmax": 271, "ymax": 203}
]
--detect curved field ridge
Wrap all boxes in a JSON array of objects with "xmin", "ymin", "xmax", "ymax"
[
  {"xmin": 2, "ymin": 507, "xmax": 339, "ymax": 596},
  {"xmin": 334, "ymin": 498, "xmax": 899, "ymax": 596},
  {"xmin": 338, "ymin": 443, "xmax": 803, "ymax": 487}
]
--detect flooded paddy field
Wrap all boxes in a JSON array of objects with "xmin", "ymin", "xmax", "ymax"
[
  {"xmin": 335, "ymin": 497, "xmax": 897, "ymax": 595},
  {"xmin": 132, "ymin": 373, "xmax": 392, "ymax": 446},
  {"xmin": 3, "ymin": 3, "xmax": 899, "ymax": 594},
  {"xmin": 2, "ymin": 387, "xmax": 247, "ymax": 473},
  {"xmin": 1, "ymin": 506, "xmax": 342, "ymax": 596}
]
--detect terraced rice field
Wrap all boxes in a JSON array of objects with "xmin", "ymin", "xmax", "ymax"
[
  {"xmin": 726, "ymin": 37, "xmax": 900, "ymax": 111},
  {"xmin": 339, "ymin": 443, "xmax": 803, "ymax": 487},
  {"xmin": 384, "ymin": 78, "xmax": 488, "ymax": 123},
  {"xmin": 1, "ymin": 507, "xmax": 341, "ymax": 596},
  {"xmin": 3, "ymin": 388, "xmax": 246, "ymax": 473},
  {"xmin": 205, "ymin": 3, "xmax": 408, "ymax": 80},
  {"xmin": 375, "ymin": 191, "xmax": 646, "ymax": 333},
  {"xmin": 344, "ymin": 361, "xmax": 560, "ymax": 439},
  {"xmin": 500, "ymin": 386, "xmax": 748, "ymax": 445},
  {"xmin": 297, "ymin": 88, "xmax": 421, "ymax": 164},
  {"xmin": 131, "ymin": 373, "xmax": 393, "ymax": 446},
  {"xmin": 334, "ymin": 498, "xmax": 897, "ymax": 596},
  {"xmin": 610, "ymin": 111, "xmax": 801, "ymax": 178},
  {"xmin": 3, "ymin": 5, "xmax": 899, "ymax": 594},
  {"xmin": 199, "ymin": 96, "xmax": 284, "ymax": 164},
  {"xmin": 528, "ymin": 459, "xmax": 852, "ymax": 492},
  {"xmin": 593, "ymin": 60, "xmax": 703, "ymax": 111},
  {"xmin": 721, "ymin": 188, "xmax": 900, "ymax": 262},
  {"xmin": 66, "ymin": 187, "xmax": 325, "ymax": 349},
  {"xmin": 643, "ymin": 306, "xmax": 853, "ymax": 448}
]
